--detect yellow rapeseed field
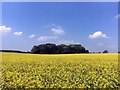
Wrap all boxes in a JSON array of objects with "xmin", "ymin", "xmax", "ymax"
[{"xmin": 1, "ymin": 53, "xmax": 119, "ymax": 89}]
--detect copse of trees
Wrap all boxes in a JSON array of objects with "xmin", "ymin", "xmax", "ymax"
[
  {"xmin": 31, "ymin": 43, "xmax": 89, "ymax": 54},
  {"xmin": 0, "ymin": 50, "xmax": 23, "ymax": 53}
]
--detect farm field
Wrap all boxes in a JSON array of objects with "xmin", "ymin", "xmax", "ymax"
[{"xmin": 1, "ymin": 53, "xmax": 119, "ymax": 89}]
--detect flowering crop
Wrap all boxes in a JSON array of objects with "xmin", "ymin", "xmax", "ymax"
[{"xmin": 1, "ymin": 53, "xmax": 119, "ymax": 89}]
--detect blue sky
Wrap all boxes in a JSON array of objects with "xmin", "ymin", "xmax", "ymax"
[
  {"xmin": 1, "ymin": 0, "xmax": 119, "ymax": 2},
  {"xmin": 1, "ymin": 2, "xmax": 118, "ymax": 52}
]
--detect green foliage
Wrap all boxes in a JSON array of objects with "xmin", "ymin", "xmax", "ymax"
[{"xmin": 1, "ymin": 53, "xmax": 119, "ymax": 89}]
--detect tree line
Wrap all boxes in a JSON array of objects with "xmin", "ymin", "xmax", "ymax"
[
  {"xmin": 0, "ymin": 43, "xmax": 110, "ymax": 54},
  {"xmin": 31, "ymin": 43, "xmax": 89, "ymax": 54},
  {"xmin": 0, "ymin": 50, "xmax": 31, "ymax": 53}
]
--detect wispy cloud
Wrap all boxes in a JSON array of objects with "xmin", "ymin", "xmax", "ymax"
[
  {"xmin": 37, "ymin": 36, "xmax": 58, "ymax": 41},
  {"xmin": 43, "ymin": 23, "xmax": 56, "ymax": 28},
  {"xmin": 51, "ymin": 27, "xmax": 65, "ymax": 35},
  {"xmin": 29, "ymin": 34, "xmax": 35, "ymax": 38},
  {"xmin": 43, "ymin": 23, "xmax": 65, "ymax": 35},
  {"xmin": 14, "ymin": 31, "xmax": 23, "ymax": 36},
  {"xmin": 115, "ymin": 14, "xmax": 120, "ymax": 19},
  {"xmin": 89, "ymin": 31, "xmax": 109, "ymax": 39},
  {"xmin": 0, "ymin": 25, "xmax": 11, "ymax": 33},
  {"xmin": 97, "ymin": 43, "xmax": 104, "ymax": 46}
]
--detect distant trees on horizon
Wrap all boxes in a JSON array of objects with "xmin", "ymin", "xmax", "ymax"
[
  {"xmin": 0, "ymin": 50, "xmax": 29, "ymax": 53},
  {"xmin": 0, "ymin": 50, "xmax": 23, "ymax": 53},
  {"xmin": 0, "ymin": 44, "xmax": 110, "ymax": 54}
]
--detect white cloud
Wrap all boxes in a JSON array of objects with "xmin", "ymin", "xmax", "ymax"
[
  {"xmin": 0, "ymin": 25, "xmax": 11, "ymax": 33},
  {"xmin": 89, "ymin": 31, "xmax": 109, "ymax": 39},
  {"xmin": 37, "ymin": 36, "xmax": 58, "ymax": 41},
  {"xmin": 58, "ymin": 40, "xmax": 80, "ymax": 45},
  {"xmin": 51, "ymin": 27, "xmax": 65, "ymax": 35},
  {"xmin": 14, "ymin": 31, "xmax": 23, "ymax": 36},
  {"xmin": 29, "ymin": 34, "xmax": 35, "ymax": 38}
]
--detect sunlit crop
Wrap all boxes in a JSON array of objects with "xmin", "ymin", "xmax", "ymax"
[{"xmin": 1, "ymin": 53, "xmax": 119, "ymax": 89}]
